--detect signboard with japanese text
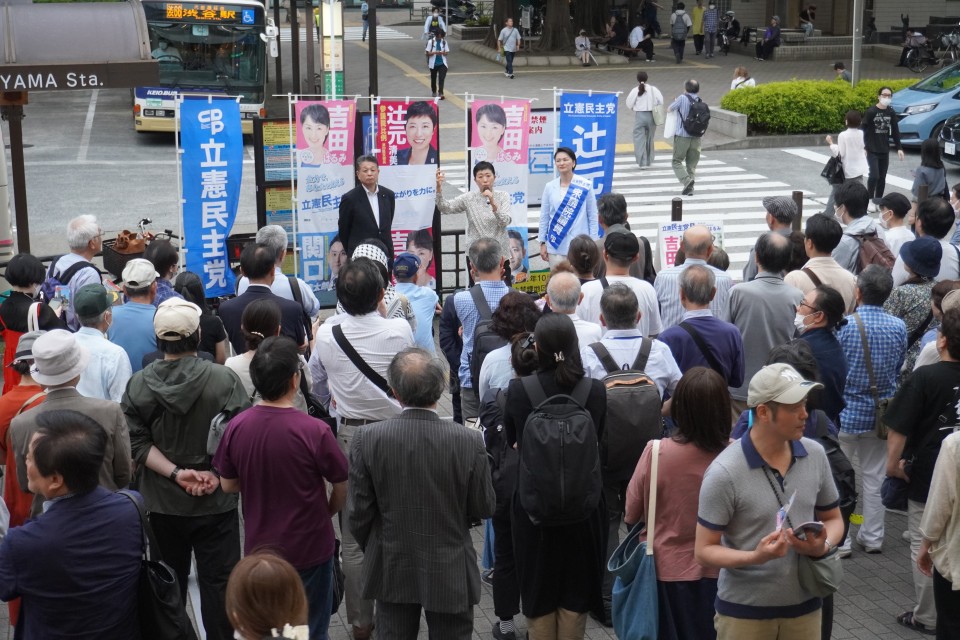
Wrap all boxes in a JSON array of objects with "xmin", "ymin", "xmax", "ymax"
[
  {"xmin": 467, "ymin": 99, "xmax": 531, "ymax": 286},
  {"xmin": 657, "ymin": 220, "xmax": 725, "ymax": 270},
  {"xmin": 528, "ymin": 107, "xmax": 555, "ymax": 207},
  {"xmin": 180, "ymin": 97, "xmax": 242, "ymax": 297},
  {"xmin": 558, "ymin": 92, "xmax": 618, "ymax": 195},
  {"xmin": 375, "ymin": 99, "xmax": 441, "ymax": 288},
  {"xmin": 294, "ymin": 100, "xmax": 356, "ymax": 305},
  {"xmin": 261, "ymin": 120, "xmax": 295, "ymax": 183}
]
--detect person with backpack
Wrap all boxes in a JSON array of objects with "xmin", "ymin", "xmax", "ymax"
[
  {"xmin": 236, "ymin": 225, "xmax": 321, "ymax": 319},
  {"xmin": 581, "ymin": 283, "xmax": 681, "ymax": 625},
  {"xmin": 667, "ymin": 79, "xmax": 708, "ymax": 196},
  {"xmin": 625, "ymin": 367, "xmax": 732, "ymax": 639},
  {"xmin": 48, "ymin": 214, "xmax": 105, "ymax": 331},
  {"xmin": 669, "ymin": 3, "xmax": 692, "ymax": 63},
  {"xmin": 454, "ymin": 238, "xmax": 512, "ymax": 422},
  {"xmin": 503, "ymin": 313, "xmax": 607, "ymax": 639},
  {"xmin": 831, "ymin": 180, "xmax": 894, "ymax": 274}
]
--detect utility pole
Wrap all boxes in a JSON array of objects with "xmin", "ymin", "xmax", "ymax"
[{"xmin": 368, "ymin": 0, "xmax": 378, "ymax": 96}]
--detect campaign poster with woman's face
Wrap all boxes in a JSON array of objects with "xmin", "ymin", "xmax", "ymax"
[{"xmin": 295, "ymin": 100, "xmax": 356, "ymax": 295}]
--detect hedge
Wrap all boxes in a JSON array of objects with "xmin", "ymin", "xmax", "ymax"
[{"xmin": 718, "ymin": 79, "xmax": 916, "ymax": 135}]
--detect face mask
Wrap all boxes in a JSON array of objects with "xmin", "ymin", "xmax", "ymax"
[
  {"xmin": 794, "ymin": 312, "xmax": 809, "ymax": 332},
  {"xmin": 834, "ymin": 207, "xmax": 844, "ymax": 224},
  {"xmin": 878, "ymin": 211, "xmax": 890, "ymax": 229},
  {"xmin": 879, "ymin": 97, "xmax": 892, "ymax": 107}
]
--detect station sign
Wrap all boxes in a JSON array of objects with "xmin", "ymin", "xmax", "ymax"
[{"xmin": 0, "ymin": 62, "xmax": 158, "ymax": 92}]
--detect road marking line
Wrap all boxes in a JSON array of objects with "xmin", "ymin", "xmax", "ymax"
[
  {"xmin": 77, "ymin": 89, "xmax": 98, "ymax": 163},
  {"xmin": 783, "ymin": 147, "xmax": 914, "ymax": 190}
]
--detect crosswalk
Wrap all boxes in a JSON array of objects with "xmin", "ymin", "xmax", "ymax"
[
  {"xmin": 278, "ymin": 26, "xmax": 412, "ymax": 41},
  {"xmin": 440, "ymin": 154, "xmax": 823, "ymax": 279}
]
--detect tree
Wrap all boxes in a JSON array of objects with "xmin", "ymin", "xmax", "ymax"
[
  {"xmin": 572, "ymin": 0, "xmax": 606, "ymax": 36},
  {"xmin": 484, "ymin": 0, "xmax": 519, "ymax": 49},
  {"xmin": 536, "ymin": 0, "xmax": 574, "ymax": 50}
]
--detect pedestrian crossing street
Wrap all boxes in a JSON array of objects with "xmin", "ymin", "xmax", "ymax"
[
  {"xmin": 441, "ymin": 154, "xmax": 823, "ymax": 279},
  {"xmin": 278, "ymin": 26, "xmax": 412, "ymax": 41}
]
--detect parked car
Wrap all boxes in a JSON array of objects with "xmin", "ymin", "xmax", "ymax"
[
  {"xmin": 891, "ymin": 62, "xmax": 960, "ymax": 148},
  {"xmin": 939, "ymin": 114, "xmax": 960, "ymax": 166}
]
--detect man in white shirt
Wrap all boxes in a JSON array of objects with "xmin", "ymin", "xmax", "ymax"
[
  {"xmin": 877, "ymin": 192, "xmax": 915, "ymax": 258},
  {"xmin": 72, "ymin": 284, "xmax": 131, "ymax": 404},
  {"xmin": 892, "ymin": 197, "xmax": 960, "ymax": 285},
  {"xmin": 546, "ymin": 272, "xmax": 602, "ymax": 347},
  {"xmin": 236, "ymin": 225, "xmax": 320, "ymax": 318},
  {"xmin": 312, "ymin": 258, "xmax": 415, "ymax": 640},
  {"xmin": 578, "ymin": 231, "xmax": 663, "ymax": 338},
  {"xmin": 655, "ymin": 224, "xmax": 731, "ymax": 328},
  {"xmin": 785, "ymin": 213, "xmax": 858, "ymax": 313}
]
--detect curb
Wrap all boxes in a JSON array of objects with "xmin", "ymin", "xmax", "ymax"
[
  {"xmin": 708, "ymin": 133, "xmax": 828, "ymax": 150},
  {"xmin": 460, "ymin": 41, "xmax": 631, "ymax": 67}
]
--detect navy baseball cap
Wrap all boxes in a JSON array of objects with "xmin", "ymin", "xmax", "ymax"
[{"xmin": 392, "ymin": 252, "xmax": 422, "ymax": 279}]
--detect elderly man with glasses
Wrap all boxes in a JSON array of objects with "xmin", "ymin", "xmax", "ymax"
[{"xmin": 49, "ymin": 215, "xmax": 104, "ymax": 331}]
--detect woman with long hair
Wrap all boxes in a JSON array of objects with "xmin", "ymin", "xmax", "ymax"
[
  {"xmin": 625, "ymin": 71, "xmax": 664, "ymax": 170},
  {"xmin": 624, "ymin": 367, "xmax": 732, "ymax": 639},
  {"xmin": 504, "ymin": 313, "xmax": 607, "ymax": 639},
  {"xmin": 911, "ymin": 137, "xmax": 948, "ymax": 215},
  {"xmin": 566, "ymin": 234, "xmax": 600, "ymax": 284},
  {"xmin": 173, "ymin": 271, "xmax": 229, "ymax": 363}
]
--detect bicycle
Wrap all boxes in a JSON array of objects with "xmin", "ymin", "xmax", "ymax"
[
  {"xmin": 905, "ymin": 26, "xmax": 960, "ymax": 73},
  {"xmin": 101, "ymin": 217, "xmax": 180, "ymax": 280}
]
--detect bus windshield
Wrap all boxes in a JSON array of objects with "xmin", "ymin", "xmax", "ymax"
[{"xmin": 148, "ymin": 22, "xmax": 265, "ymax": 99}]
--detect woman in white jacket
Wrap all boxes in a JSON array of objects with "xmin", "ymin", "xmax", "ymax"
[
  {"xmin": 625, "ymin": 71, "xmax": 664, "ymax": 170},
  {"xmin": 823, "ymin": 109, "xmax": 869, "ymax": 214}
]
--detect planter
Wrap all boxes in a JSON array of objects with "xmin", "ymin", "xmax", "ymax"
[{"xmin": 450, "ymin": 24, "xmax": 489, "ymax": 40}]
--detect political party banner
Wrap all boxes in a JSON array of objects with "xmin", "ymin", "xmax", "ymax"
[
  {"xmin": 657, "ymin": 220, "xmax": 725, "ymax": 270},
  {"xmin": 180, "ymin": 97, "xmax": 243, "ymax": 297},
  {"xmin": 295, "ymin": 100, "xmax": 356, "ymax": 305},
  {"xmin": 528, "ymin": 107, "xmax": 555, "ymax": 207},
  {"xmin": 467, "ymin": 99, "xmax": 531, "ymax": 287},
  {"xmin": 375, "ymin": 99, "xmax": 441, "ymax": 288},
  {"xmin": 558, "ymin": 92, "xmax": 618, "ymax": 195}
]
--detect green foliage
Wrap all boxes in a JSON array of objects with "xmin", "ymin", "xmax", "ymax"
[
  {"xmin": 466, "ymin": 15, "xmax": 492, "ymax": 26},
  {"xmin": 718, "ymin": 78, "xmax": 916, "ymax": 135}
]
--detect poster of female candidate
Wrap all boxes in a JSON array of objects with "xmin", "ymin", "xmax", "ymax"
[{"xmin": 294, "ymin": 99, "xmax": 356, "ymax": 303}]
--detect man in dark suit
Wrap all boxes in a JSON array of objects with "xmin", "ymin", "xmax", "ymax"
[
  {"xmin": 0, "ymin": 409, "xmax": 141, "ymax": 639},
  {"xmin": 348, "ymin": 347, "xmax": 495, "ymax": 639},
  {"xmin": 338, "ymin": 154, "xmax": 397, "ymax": 266},
  {"xmin": 218, "ymin": 243, "xmax": 310, "ymax": 355}
]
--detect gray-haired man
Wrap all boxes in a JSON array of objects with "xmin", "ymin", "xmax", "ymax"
[{"xmin": 236, "ymin": 224, "xmax": 321, "ymax": 317}]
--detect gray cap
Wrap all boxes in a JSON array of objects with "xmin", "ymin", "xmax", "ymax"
[
  {"xmin": 762, "ymin": 196, "xmax": 798, "ymax": 224},
  {"xmin": 12, "ymin": 330, "xmax": 46, "ymax": 364}
]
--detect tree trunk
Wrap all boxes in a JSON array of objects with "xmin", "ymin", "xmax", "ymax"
[
  {"xmin": 572, "ymin": 0, "xmax": 606, "ymax": 36},
  {"xmin": 537, "ymin": 0, "xmax": 574, "ymax": 50},
  {"xmin": 484, "ymin": 0, "xmax": 519, "ymax": 48}
]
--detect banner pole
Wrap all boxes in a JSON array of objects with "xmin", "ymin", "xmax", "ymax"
[
  {"xmin": 175, "ymin": 93, "xmax": 185, "ymax": 270},
  {"xmin": 288, "ymin": 93, "xmax": 299, "ymax": 278}
]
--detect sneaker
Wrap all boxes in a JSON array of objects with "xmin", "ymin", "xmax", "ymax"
[
  {"xmin": 439, "ymin": 94, "xmax": 445, "ymax": 100},
  {"xmin": 492, "ymin": 626, "xmax": 517, "ymax": 640},
  {"xmin": 682, "ymin": 181, "xmax": 695, "ymax": 196},
  {"xmin": 481, "ymin": 568, "xmax": 494, "ymax": 586},
  {"xmin": 504, "ymin": 72, "xmax": 510, "ymax": 77},
  {"xmin": 509, "ymin": 74, "xmax": 515, "ymax": 79},
  {"xmin": 837, "ymin": 546, "xmax": 852, "ymax": 559}
]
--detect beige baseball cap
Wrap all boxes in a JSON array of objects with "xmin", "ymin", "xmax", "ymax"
[
  {"xmin": 153, "ymin": 298, "xmax": 201, "ymax": 341},
  {"xmin": 748, "ymin": 363, "xmax": 823, "ymax": 408}
]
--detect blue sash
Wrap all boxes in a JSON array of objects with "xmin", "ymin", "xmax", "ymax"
[{"xmin": 547, "ymin": 176, "xmax": 591, "ymax": 250}]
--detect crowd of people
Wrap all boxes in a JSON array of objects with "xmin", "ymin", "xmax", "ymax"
[{"xmin": 2, "ymin": 121, "xmax": 960, "ymax": 640}]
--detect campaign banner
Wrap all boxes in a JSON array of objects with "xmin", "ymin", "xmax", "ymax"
[
  {"xmin": 295, "ymin": 100, "xmax": 356, "ymax": 305},
  {"xmin": 376, "ymin": 99, "xmax": 440, "ymax": 288},
  {"xmin": 558, "ymin": 92, "xmax": 618, "ymax": 195},
  {"xmin": 528, "ymin": 107, "xmax": 555, "ymax": 207},
  {"xmin": 180, "ymin": 97, "xmax": 242, "ymax": 297},
  {"xmin": 657, "ymin": 220, "xmax": 725, "ymax": 270},
  {"xmin": 467, "ymin": 99, "xmax": 531, "ymax": 286}
]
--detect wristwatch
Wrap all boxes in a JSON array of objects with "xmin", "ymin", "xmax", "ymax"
[{"xmin": 169, "ymin": 466, "xmax": 181, "ymax": 482}]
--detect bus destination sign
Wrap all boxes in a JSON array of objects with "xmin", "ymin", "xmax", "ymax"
[{"xmin": 162, "ymin": 4, "xmax": 248, "ymax": 23}]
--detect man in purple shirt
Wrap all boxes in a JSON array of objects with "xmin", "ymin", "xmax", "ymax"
[
  {"xmin": 215, "ymin": 335, "xmax": 348, "ymax": 640},
  {"xmin": 659, "ymin": 264, "xmax": 745, "ymax": 388}
]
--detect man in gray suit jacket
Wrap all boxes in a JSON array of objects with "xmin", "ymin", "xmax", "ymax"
[{"xmin": 348, "ymin": 347, "xmax": 496, "ymax": 639}]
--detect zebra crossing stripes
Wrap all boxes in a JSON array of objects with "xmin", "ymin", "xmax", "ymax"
[{"xmin": 278, "ymin": 26, "xmax": 412, "ymax": 41}]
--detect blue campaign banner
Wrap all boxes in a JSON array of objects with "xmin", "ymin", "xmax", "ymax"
[
  {"xmin": 558, "ymin": 92, "xmax": 618, "ymax": 195},
  {"xmin": 180, "ymin": 97, "xmax": 243, "ymax": 297}
]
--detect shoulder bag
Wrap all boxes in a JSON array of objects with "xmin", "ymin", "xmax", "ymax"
[
  {"xmin": 762, "ymin": 470, "xmax": 843, "ymax": 597},
  {"xmin": 821, "ymin": 152, "xmax": 845, "ymax": 185},
  {"xmin": 853, "ymin": 312, "xmax": 889, "ymax": 440},
  {"xmin": 608, "ymin": 439, "xmax": 661, "ymax": 639},
  {"xmin": 118, "ymin": 490, "xmax": 192, "ymax": 640}
]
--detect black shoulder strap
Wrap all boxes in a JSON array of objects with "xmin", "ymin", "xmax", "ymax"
[
  {"xmin": 117, "ymin": 490, "xmax": 159, "ymax": 562},
  {"xmin": 813, "ymin": 409, "xmax": 829, "ymax": 439},
  {"xmin": 470, "ymin": 285, "xmax": 493, "ymax": 320},
  {"xmin": 588, "ymin": 342, "xmax": 620, "ymax": 374},
  {"xmin": 678, "ymin": 322, "xmax": 724, "ymax": 374},
  {"xmin": 332, "ymin": 325, "xmax": 395, "ymax": 398},
  {"xmin": 288, "ymin": 276, "xmax": 303, "ymax": 307},
  {"xmin": 569, "ymin": 376, "xmax": 592, "ymax": 408},
  {"xmin": 521, "ymin": 374, "xmax": 548, "ymax": 407},
  {"xmin": 633, "ymin": 337, "xmax": 653, "ymax": 372},
  {"xmin": 953, "ymin": 244, "xmax": 960, "ymax": 278},
  {"xmin": 600, "ymin": 276, "xmax": 610, "ymax": 290},
  {"xmin": 59, "ymin": 261, "xmax": 98, "ymax": 284},
  {"xmin": 907, "ymin": 310, "xmax": 934, "ymax": 350},
  {"xmin": 802, "ymin": 267, "xmax": 823, "ymax": 288}
]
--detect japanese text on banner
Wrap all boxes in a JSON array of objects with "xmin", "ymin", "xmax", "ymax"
[
  {"xmin": 558, "ymin": 92, "xmax": 618, "ymax": 195},
  {"xmin": 181, "ymin": 98, "xmax": 242, "ymax": 297}
]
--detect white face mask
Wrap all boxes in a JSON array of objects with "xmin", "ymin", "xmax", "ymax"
[
  {"xmin": 879, "ymin": 97, "xmax": 892, "ymax": 107},
  {"xmin": 878, "ymin": 211, "xmax": 891, "ymax": 229},
  {"xmin": 794, "ymin": 312, "xmax": 809, "ymax": 332}
]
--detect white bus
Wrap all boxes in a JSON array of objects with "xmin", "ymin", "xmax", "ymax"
[{"xmin": 135, "ymin": 0, "xmax": 272, "ymax": 133}]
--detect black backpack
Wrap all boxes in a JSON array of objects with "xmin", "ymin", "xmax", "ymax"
[
  {"xmin": 468, "ymin": 286, "xmax": 507, "ymax": 389},
  {"xmin": 478, "ymin": 387, "xmax": 517, "ymax": 517},
  {"xmin": 517, "ymin": 376, "xmax": 602, "ymax": 526},
  {"xmin": 682, "ymin": 95, "xmax": 711, "ymax": 137},
  {"xmin": 813, "ymin": 411, "xmax": 857, "ymax": 512},
  {"xmin": 588, "ymin": 340, "xmax": 664, "ymax": 481}
]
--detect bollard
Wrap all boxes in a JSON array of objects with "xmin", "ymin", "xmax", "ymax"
[
  {"xmin": 792, "ymin": 190, "xmax": 803, "ymax": 232},
  {"xmin": 671, "ymin": 197, "xmax": 683, "ymax": 222},
  {"xmin": 919, "ymin": 184, "xmax": 929, "ymax": 202}
]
